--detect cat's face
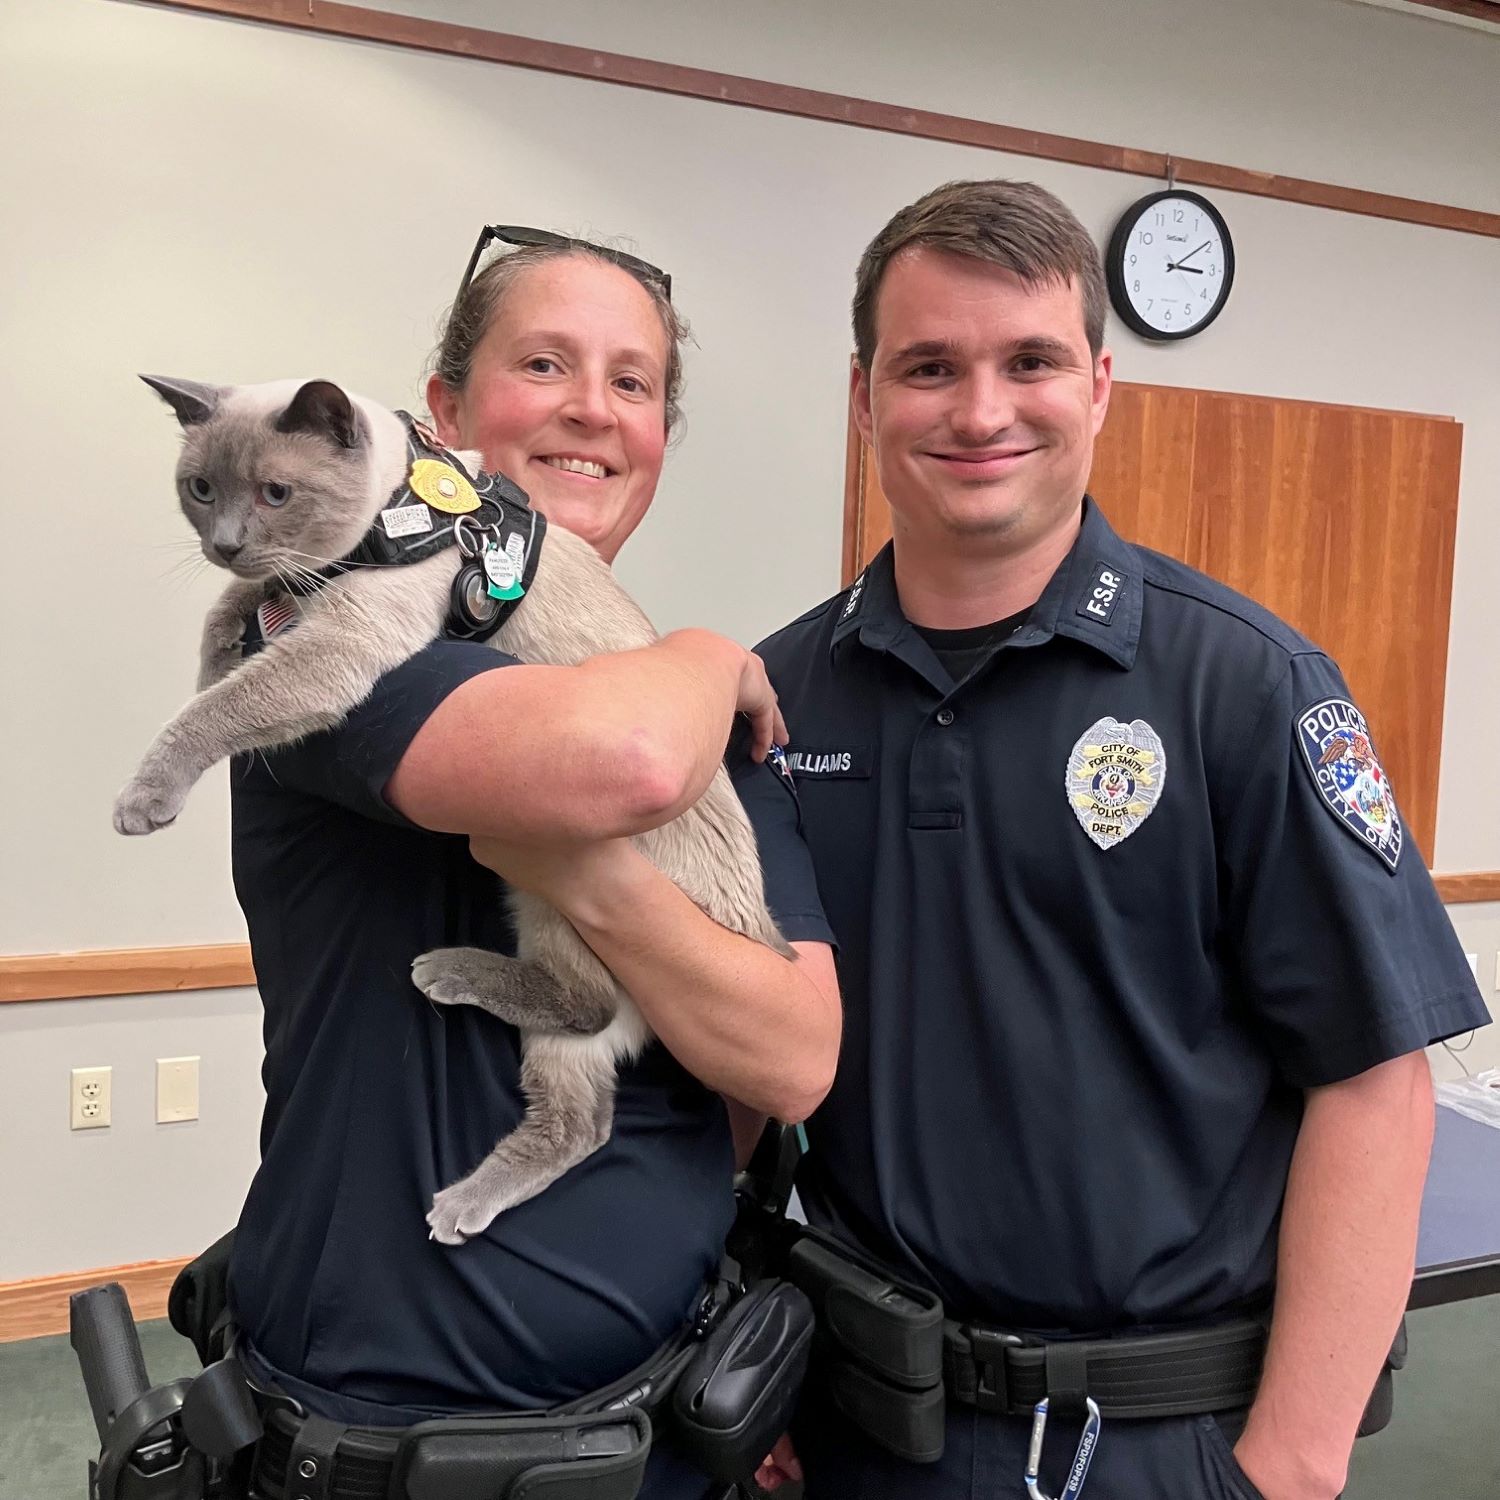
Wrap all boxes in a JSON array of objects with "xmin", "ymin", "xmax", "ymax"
[{"xmin": 144, "ymin": 376, "xmax": 389, "ymax": 585}]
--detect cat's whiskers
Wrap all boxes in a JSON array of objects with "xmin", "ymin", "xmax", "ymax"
[
  {"xmin": 159, "ymin": 550, "xmax": 213, "ymax": 596},
  {"xmin": 273, "ymin": 554, "xmax": 384, "ymax": 633}
]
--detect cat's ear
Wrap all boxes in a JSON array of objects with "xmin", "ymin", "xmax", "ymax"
[
  {"xmin": 140, "ymin": 375, "xmax": 221, "ymax": 426},
  {"xmin": 275, "ymin": 380, "xmax": 363, "ymax": 450}
]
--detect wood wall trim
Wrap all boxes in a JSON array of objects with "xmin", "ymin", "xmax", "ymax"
[
  {"xmin": 0, "ymin": 1256, "xmax": 191, "ymax": 1343},
  {"xmin": 132, "ymin": 0, "xmax": 1500, "ymax": 241},
  {"xmin": 1434, "ymin": 873, "xmax": 1500, "ymax": 904},
  {"xmin": 1400, "ymin": 0, "xmax": 1500, "ymax": 23},
  {"xmin": 0, "ymin": 944, "xmax": 256, "ymax": 1003},
  {"xmin": 2, "ymin": 878, "xmax": 1498, "ymax": 1002}
]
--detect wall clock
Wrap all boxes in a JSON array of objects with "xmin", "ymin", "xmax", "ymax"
[{"xmin": 1106, "ymin": 190, "xmax": 1234, "ymax": 340}]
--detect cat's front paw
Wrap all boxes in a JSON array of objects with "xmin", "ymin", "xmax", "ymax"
[
  {"xmin": 426, "ymin": 1172, "xmax": 504, "ymax": 1246},
  {"xmin": 411, "ymin": 949, "xmax": 495, "ymax": 1011},
  {"xmin": 112, "ymin": 774, "xmax": 187, "ymax": 835}
]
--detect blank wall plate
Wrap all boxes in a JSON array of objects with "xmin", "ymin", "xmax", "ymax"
[
  {"xmin": 71, "ymin": 1066, "xmax": 111, "ymax": 1130},
  {"xmin": 156, "ymin": 1056, "xmax": 200, "ymax": 1124}
]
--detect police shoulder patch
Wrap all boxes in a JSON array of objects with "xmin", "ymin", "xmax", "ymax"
[{"xmin": 1296, "ymin": 697, "xmax": 1402, "ymax": 871}]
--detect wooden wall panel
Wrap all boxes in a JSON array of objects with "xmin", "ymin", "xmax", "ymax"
[
  {"xmin": 844, "ymin": 381, "xmax": 1462, "ymax": 865},
  {"xmin": 1080, "ymin": 385, "xmax": 1200, "ymax": 564}
]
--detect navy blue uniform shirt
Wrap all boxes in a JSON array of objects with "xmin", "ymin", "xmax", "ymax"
[
  {"xmin": 228, "ymin": 637, "xmax": 833, "ymax": 1419},
  {"xmin": 741, "ymin": 498, "xmax": 1487, "ymax": 1334}
]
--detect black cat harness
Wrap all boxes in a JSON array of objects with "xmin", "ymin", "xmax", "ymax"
[{"xmin": 265, "ymin": 412, "xmax": 546, "ymax": 645}]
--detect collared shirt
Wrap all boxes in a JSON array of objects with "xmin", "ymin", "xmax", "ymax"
[
  {"xmin": 229, "ymin": 637, "xmax": 834, "ymax": 1418},
  {"xmin": 738, "ymin": 498, "xmax": 1487, "ymax": 1332}
]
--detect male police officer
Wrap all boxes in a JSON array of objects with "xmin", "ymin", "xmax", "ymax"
[{"xmin": 737, "ymin": 180, "xmax": 1489, "ymax": 1498}]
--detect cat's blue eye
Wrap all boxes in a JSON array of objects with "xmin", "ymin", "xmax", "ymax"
[
  {"xmin": 259, "ymin": 481, "xmax": 292, "ymax": 508},
  {"xmin": 187, "ymin": 476, "xmax": 214, "ymax": 503}
]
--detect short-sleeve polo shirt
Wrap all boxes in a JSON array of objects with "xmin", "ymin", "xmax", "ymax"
[
  {"xmin": 742, "ymin": 498, "xmax": 1487, "ymax": 1333},
  {"xmin": 228, "ymin": 636, "xmax": 834, "ymax": 1420}
]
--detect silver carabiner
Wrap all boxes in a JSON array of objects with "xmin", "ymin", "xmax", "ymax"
[{"xmin": 1024, "ymin": 1395, "xmax": 1102, "ymax": 1500}]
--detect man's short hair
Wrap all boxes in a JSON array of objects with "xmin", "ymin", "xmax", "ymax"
[{"xmin": 853, "ymin": 179, "xmax": 1108, "ymax": 366}]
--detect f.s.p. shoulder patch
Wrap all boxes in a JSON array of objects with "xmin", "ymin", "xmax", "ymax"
[{"xmin": 1296, "ymin": 697, "xmax": 1402, "ymax": 871}]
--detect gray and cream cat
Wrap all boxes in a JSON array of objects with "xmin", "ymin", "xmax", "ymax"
[{"xmin": 117, "ymin": 375, "xmax": 789, "ymax": 1244}]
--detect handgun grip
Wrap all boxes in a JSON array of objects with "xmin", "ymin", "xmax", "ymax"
[{"xmin": 70, "ymin": 1283, "xmax": 152, "ymax": 1444}]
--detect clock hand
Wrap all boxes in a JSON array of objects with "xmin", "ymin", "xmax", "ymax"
[
  {"xmin": 1166, "ymin": 262, "xmax": 1204, "ymax": 274},
  {"xmin": 1175, "ymin": 240, "xmax": 1212, "ymax": 267}
]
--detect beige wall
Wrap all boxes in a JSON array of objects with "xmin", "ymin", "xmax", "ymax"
[{"xmin": 1, "ymin": 0, "xmax": 1496, "ymax": 1279}]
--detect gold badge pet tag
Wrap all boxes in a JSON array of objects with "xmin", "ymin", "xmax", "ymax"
[{"xmin": 409, "ymin": 459, "xmax": 480, "ymax": 514}]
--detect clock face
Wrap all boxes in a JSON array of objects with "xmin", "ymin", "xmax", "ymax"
[{"xmin": 1106, "ymin": 191, "xmax": 1234, "ymax": 341}]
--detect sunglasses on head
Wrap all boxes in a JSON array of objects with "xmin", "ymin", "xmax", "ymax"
[{"xmin": 456, "ymin": 224, "xmax": 672, "ymax": 307}]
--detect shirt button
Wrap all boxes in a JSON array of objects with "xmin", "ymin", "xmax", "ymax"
[{"xmin": 936, "ymin": 708, "xmax": 955, "ymax": 726}]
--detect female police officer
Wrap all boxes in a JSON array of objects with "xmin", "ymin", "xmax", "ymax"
[{"xmin": 226, "ymin": 227, "xmax": 840, "ymax": 1499}]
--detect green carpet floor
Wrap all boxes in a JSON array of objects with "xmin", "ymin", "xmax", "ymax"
[{"xmin": 3, "ymin": 1301, "xmax": 1494, "ymax": 1498}]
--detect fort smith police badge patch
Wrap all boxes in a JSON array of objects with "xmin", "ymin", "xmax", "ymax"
[
  {"xmin": 1296, "ymin": 697, "xmax": 1402, "ymax": 871},
  {"xmin": 1066, "ymin": 718, "xmax": 1166, "ymax": 850}
]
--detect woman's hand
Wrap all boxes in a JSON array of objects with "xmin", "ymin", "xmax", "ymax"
[
  {"xmin": 754, "ymin": 1433, "xmax": 804, "ymax": 1492},
  {"xmin": 736, "ymin": 651, "xmax": 788, "ymax": 762}
]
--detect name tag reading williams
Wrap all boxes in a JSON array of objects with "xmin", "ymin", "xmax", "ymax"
[{"xmin": 783, "ymin": 746, "xmax": 872, "ymax": 778}]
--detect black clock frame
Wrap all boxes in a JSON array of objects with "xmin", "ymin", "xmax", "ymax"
[{"xmin": 1105, "ymin": 189, "xmax": 1235, "ymax": 342}]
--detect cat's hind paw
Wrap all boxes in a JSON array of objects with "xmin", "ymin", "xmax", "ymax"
[
  {"xmin": 426, "ymin": 1171, "xmax": 506, "ymax": 1245},
  {"xmin": 112, "ymin": 775, "xmax": 187, "ymax": 835}
]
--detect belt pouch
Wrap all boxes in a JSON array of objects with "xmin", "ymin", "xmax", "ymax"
[
  {"xmin": 391, "ymin": 1409, "xmax": 651, "ymax": 1500},
  {"xmin": 823, "ymin": 1356, "xmax": 946, "ymax": 1465},
  {"xmin": 784, "ymin": 1232, "xmax": 944, "ymax": 1388},
  {"xmin": 669, "ymin": 1279, "xmax": 815, "ymax": 1482},
  {"xmin": 783, "ymin": 1231, "xmax": 947, "ymax": 1463}
]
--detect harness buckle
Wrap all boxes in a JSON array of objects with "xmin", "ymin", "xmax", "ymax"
[{"xmin": 1024, "ymin": 1395, "xmax": 1102, "ymax": 1500}]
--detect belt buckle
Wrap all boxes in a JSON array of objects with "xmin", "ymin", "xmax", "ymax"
[{"xmin": 966, "ymin": 1327, "xmax": 1024, "ymax": 1414}]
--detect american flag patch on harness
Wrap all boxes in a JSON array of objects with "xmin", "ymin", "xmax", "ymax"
[{"xmin": 257, "ymin": 595, "xmax": 298, "ymax": 640}]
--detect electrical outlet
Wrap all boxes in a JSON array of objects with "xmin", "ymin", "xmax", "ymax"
[
  {"xmin": 70, "ymin": 1066, "xmax": 111, "ymax": 1130},
  {"xmin": 156, "ymin": 1056, "xmax": 200, "ymax": 1123}
]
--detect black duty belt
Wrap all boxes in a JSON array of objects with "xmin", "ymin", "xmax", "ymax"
[
  {"xmin": 943, "ymin": 1317, "xmax": 1267, "ymax": 1420},
  {"xmin": 248, "ymin": 1403, "xmax": 654, "ymax": 1500}
]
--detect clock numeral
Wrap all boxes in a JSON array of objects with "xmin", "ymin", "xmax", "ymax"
[
  {"xmin": 1173, "ymin": 207, "xmax": 1184, "ymax": 223},
  {"xmin": 1133, "ymin": 280, "xmax": 1141, "ymax": 293},
  {"xmin": 1140, "ymin": 231, "xmax": 1154, "ymax": 245},
  {"xmin": 1128, "ymin": 253, "xmax": 1137, "ymax": 265},
  {"xmin": 1154, "ymin": 211, "xmax": 1164, "ymax": 226},
  {"xmin": 1164, "ymin": 310, "xmax": 1172, "ymax": 322},
  {"xmin": 1146, "ymin": 299, "xmax": 1153, "ymax": 310},
  {"xmin": 1201, "ymin": 288, "xmax": 1208, "ymax": 300}
]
